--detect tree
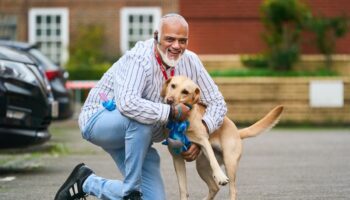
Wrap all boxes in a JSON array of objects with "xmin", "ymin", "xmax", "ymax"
[{"xmin": 261, "ymin": 0, "xmax": 311, "ymax": 71}]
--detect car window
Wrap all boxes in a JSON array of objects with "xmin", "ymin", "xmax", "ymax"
[
  {"xmin": 0, "ymin": 46, "xmax": 34, "ymax": 64},
  {"xmin": 29, "ymin": 48, "xmax": 60, "ymax": 71}
]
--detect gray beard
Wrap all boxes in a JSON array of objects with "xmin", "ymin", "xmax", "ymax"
[{"xmin": 157, "ymin": 45, "xmax": 182, "ymax": 67}]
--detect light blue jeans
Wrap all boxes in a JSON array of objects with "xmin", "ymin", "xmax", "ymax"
[{"xmin": 81, "ymin": 108, "xmax": 166, "ymax": 200}]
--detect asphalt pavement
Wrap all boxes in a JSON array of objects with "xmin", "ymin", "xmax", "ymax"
[{"xmin": 0, "ymin": 119, "xmax": 349, "ymax": 200}]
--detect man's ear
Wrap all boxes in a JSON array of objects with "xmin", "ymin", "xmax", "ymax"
[
  {"xmin": 154, "ymin": 30, "xmax": 159, "ymax": 43},
  {"xmin": 192, "ymin": 87, "xmax": 200, "ymax": 104},
  {"xmin": 161, "ymin": 78, "xmax": 172, "ymax": 97}
]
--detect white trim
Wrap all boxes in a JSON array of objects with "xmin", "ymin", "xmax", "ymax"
[
  {"xmin": 120, "ymin": 7, "xmax": 161, "ymax": 53},
  {"xmin": 28, "ymin": 8, "xmax": 69, "ymax": 65}
]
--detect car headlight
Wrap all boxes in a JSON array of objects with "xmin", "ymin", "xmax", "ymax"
[{"xmin": 0, "ymin": 60, "xmax": 38, "ymax": 84}]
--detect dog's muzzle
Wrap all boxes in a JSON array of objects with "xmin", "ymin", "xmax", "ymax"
[{"xmin": 166, "ymin": 97, "xmax": 174, "ymax": 105}]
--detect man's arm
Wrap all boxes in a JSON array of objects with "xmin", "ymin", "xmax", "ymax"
[
  {"xmin": 114, "ymin": 54, "xmax": 170, "ymax": 125},
  {"xmin": 197, "ymin": 64, "xmax": 227, "ymax": 134}
]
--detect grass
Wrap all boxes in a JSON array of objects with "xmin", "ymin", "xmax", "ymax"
[{"xmin": 209, "ymin": 68, "xmax": 338, "ymax": 77}]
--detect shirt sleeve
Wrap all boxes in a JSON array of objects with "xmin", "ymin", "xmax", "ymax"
[
  {"xmin": 114, "ymin": 54, "xmax": 170, "ymax": 125},
  {"xmin": 194, "ymin": 56, "xmax": 227, "ymax": 134}
]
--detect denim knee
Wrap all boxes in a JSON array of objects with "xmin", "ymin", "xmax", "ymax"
[{"xmin": 127, "ymin": 120, "xmax": 153, "ymax": 141}]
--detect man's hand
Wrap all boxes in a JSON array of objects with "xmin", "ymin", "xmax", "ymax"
[
  {"xmin": 171, "ymin": 103, "xmax": 191, "ymax": 121},
  {"xmin": 181, "ymin": 143, "xmax": 201, "ymax": 162}
]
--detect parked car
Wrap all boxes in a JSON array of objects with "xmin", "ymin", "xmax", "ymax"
[
  {"xmin": 0, "ymin": 40, "xmax": 74, "ymax": 120},
  {"xmin": 0, "ymin": 46, "xmax": 56, "ymax": 148}
]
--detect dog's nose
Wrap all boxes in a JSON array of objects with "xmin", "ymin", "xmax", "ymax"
[{"xmin": 166, "ymin": 97, "xmax": 174, "ymax": 105}]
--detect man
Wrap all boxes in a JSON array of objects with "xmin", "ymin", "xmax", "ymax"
[{"xmin": 54, "ymin": 13, "xmax": 227, "ymax": 200}]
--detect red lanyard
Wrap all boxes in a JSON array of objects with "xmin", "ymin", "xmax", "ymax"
[{"xmin": 154, "ymin": 47, "xmax": 174, "ymax": 80}]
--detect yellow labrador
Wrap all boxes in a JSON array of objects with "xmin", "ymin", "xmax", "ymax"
[{"xmin": 161, "ymin": 76, "xmax": 283, "ymax": 200}]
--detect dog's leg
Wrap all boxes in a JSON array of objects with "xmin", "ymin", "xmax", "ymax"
[
  {"xmin": 197, "ymin": 138, "xmax": 229, "ymax": 186},
  {"xmin": 222, "ymin": 141, "xmax": 242, "ymax": 200},
  {"xmin": 172, "ymin": 154, "xmax": 189, "ymax": 200},
  {"xmin": 196, "ymin": 153, "xmax": 219, "ymax": 200}
]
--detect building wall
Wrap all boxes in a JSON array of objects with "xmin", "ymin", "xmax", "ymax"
[
  {"xmin": 0, "ymin": 0, "xmax": 178, "ymax": 58},
  {"xmin": 180, "ymin": 0, "xmax": 350, "ymax": 55},
  {"xmin": 1, "ymin": 0, "xmax": 349, "ymax": 57}
]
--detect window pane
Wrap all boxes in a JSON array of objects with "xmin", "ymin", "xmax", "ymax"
[
  {"xmin": 36, "ymin": 29, "xmax": 41, "ymax": 36},
  {"xmin": 139, "ymin": 15, "xmax": 143, "ymax": 23},
  {"xmin": 36, "ymin": 16, "xmax": 41, "ymax": 24},
  {"xmin": 0, "ymin": 14, "xmax": 17, "ymax": 40},
  {"xmin": 129, "ymin": 15, "xmax": 133, "ymax": 23},
  {"xmin": 129, "ymin": 41, "xmax": 136, "ymax": 48},
  {"xmin": 46, "ymin": 15, "xmax": 51, "ymax": 24},
  {"xmin": 55, "ymin": 15, "xmax": 61, "ymax": 24}
]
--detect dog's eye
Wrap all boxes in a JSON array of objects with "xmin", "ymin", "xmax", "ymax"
[
  {"xmin": 182, "ymin": 90, "xmax": 189, "ymax": 95},
  {"xmin": 171, "ymin": 84, "xmax": 176, "ymax": 89}
]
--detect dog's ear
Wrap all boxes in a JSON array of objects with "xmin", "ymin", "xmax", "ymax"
[
  {"xmin": 192, "ymin": 87, "xmax": 200, "ymax": 104},
  {"xmin": 161, "ymin": 78, "xmax": 172, "ymax": 97}
]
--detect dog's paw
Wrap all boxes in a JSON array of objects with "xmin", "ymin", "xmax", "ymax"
[{"xmin": 213, "ymin": 171, "xmax": 229, "ymax": 186}]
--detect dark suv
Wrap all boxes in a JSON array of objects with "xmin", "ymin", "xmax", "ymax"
[
  {"xmin": 0, "ymin": 40, "xmax": 74, "ymax": 120},
  {"xmin": 0, "ymin": 46, "xmax": 55, "ymax": 148}
]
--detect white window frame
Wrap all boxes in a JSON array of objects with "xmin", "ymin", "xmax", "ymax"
[
  {"xmin": 28, "ymin": 8, "xmax": 69, "ymax": 65},
  {"xmin": 120, "ymin": 7, "xmax": 161, "ymax": 53}
]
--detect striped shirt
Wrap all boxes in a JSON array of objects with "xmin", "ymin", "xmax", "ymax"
[{"xmin": 78, "ymin": 39, "xmax": 227, "ymax": 142}]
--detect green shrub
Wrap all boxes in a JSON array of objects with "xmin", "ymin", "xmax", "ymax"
[
  {"xmin": 65, "ymin": 24, "xmax": 118, "ymax": 80},
  {"xmin": 261, "ymin": 0, "xmax": 311, "ymax": 71},
  {"xmin": 67, "ymin": 63, "xmax": 111, "ymax": 80},
  {"xmin": 303, "ymin": 16, "xmax": 349, "ymax": 69},
  {"xmin": 241, "ymin": 54, "xmax": 269, "ymax": 69}
]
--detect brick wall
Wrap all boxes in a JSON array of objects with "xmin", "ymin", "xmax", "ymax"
[
  {"xmin": 1, "ymin": 0, "xmax": 349, "ymax": 57},
  {"xmin": 214, "ymin": 77, "xmax": 350, "ymax": 125},
  {"xmin": 180, "ymin": 0, "xmax": 350, "ymax": 55},
  {"xmin": 0, "ymin": 0, "xmax": 178, "ymax": 57}
]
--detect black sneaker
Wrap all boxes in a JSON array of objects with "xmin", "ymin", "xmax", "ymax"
[
  {"xmin": 123, "ymin": 191, "xmax": 143, "ymax": 200},
  {"xmin": 54, "ymin": 163, "xmax": 94, "ymax": 200}
]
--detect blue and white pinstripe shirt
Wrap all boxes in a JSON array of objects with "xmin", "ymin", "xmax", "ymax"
[{"xmin": 79, "ymin": 39, "xmax": 227, "ymax": 142}]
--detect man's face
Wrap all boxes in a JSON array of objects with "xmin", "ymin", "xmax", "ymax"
[{"xmin": 157, "ymin": 21, "xmax": 188, "ymax": 67}]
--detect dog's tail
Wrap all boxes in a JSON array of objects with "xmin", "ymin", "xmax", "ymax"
[{"xmin": 239, "ymin": 105, "xmax": 284, "ymax": 139}]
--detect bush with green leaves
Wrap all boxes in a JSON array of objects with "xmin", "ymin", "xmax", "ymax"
[
  {"xmin": 303, "ymin": 15, "xmax": 349, "ymax": 69},
  {"xmin": 260, "ymin": 0, "xmax": 311, "ymax": 71},
  {"xmin": 65, "ymin": 24, "xmax": 118, "ymax": 80},
  {"xmin": 240, "ymin": 54, "xmax": 269, "ymax": 69}
]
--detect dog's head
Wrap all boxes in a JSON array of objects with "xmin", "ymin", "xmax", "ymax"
[{"xmin": 161, "ymin": 76, "xmax": 200, "ymax": 106}]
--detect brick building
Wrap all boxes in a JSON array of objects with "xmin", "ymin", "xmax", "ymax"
[
  {"xmin": 180, "ymin": 0, "xmax": 350, "ymax": 55},
  {"xmin": 0, "ymin": 0, "xmax": 349, "ymax": 66},
  {"xmin": 0, "ymin": 0, "xmax": 178, "ymax": 65}
]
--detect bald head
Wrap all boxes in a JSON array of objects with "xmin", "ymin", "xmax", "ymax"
[{"xmin": 156, "ymin": 13, "xmax": 189, "ymax": 41}]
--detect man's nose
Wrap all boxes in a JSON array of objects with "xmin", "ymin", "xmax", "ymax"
[{"xmin": 172, "ymin": 40, "xmax": 180, "ymax": 49}]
